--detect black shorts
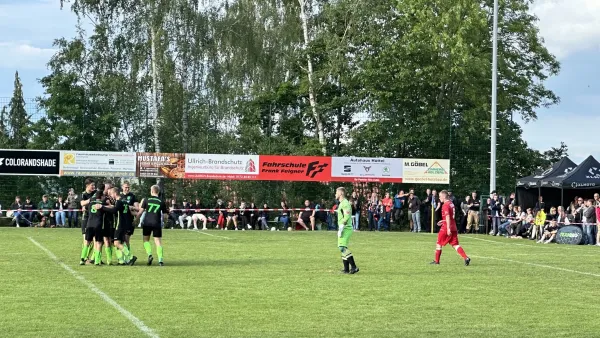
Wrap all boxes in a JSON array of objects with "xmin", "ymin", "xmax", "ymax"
[
  {"xmin": 125, "ymin": 226, "xmax": 134, "ymax": 236},
  {"xmin": 103, "ymin": 226, "xmax": 115, "ymax": 239},
  {"xmin": 142, "ymin": 226, "xmax": 162, "ymax": 238},
  {"xmin": 81, "ymin": 218, "xmax": 88, "ymax": 235},
  {"xmin": 85, "ymin": 227, "xmax": 104, "ymax": 243},
  {"xmin": 113, "ymin": 227, "xmax": 126, "ymax": 243},
  {"xmin": 300, "ymin": 217, "xmax": 310, "ymax": 224}
]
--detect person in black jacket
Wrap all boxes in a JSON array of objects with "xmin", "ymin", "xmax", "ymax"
[
  {"xmin": 258, "ymin": 203, "xmax": 270, "ymax": 230},
  {"xmin": 489, "ymin": 193, "xmax": 502, "ymax": 236}
]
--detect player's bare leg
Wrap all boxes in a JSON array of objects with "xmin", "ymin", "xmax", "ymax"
[{"xmin": 452, "ymin": 245, "xmax": 470, "ymax": 266}]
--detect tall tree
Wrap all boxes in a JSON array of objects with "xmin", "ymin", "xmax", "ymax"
[{"xmin": 8, "ymin": 71, "xmax": 31, "ymax": 148}]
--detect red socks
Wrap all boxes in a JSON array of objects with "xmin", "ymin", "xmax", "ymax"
[
  {"xmin": 435, "ymin": 249, "xmax": 442, "ymax": 263},
  {"xmin": 456, "ymin": 246, "xmax": 468, "ymax": 259}
]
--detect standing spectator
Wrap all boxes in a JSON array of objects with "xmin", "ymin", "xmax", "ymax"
[
  {"xmin": 38, "ymin": 195, "xmax": 54, "ymax": 228},
  {"xmin": 392, "ymin": 191, "xmax": 405, "ymax": 226},
  {"xmin": 595, "ymin": 199, "xmax": 600, "ymax": 246},
  {"xmin": 23, "ymin": 197, "xmax": 36, "ymax": 225},
  {"xmin": 432, "ymin": 190, "xmax": 441, "ymax": 231},
  {"xmin": 258, "ymin": 203, "xmax": 270, "ymax": 230},
  {"xmin": 531, "ymin": 208, "xmax": 546, "ymax": 240},
  {"xmin": 9, "ymin": 196, "xmax": 29, "ymax": 227},
  {"xmin": 367, "ymin": 193, "xmax": 378, "ymax": 231},
  {"xmin": 382, "ymin": 192, "xmax": 393, "ymax": 231},
  {"xmin": 582, "ymin": 199, "xmax": 596, "ymax": 245},
  {"xmin": 556, "ymin": 206, "xmax": 570, "ymax": 226},
  {"xmin": 54, "ymin": 196, "xmax": 67, "ymax": 227},
  {"xmin": 448, "ymin": 190, "xmax": 458, "ymax": 217},
  {"xmin": 279, "ymin": 201, "xmax": 290, "ymax": 231},
  {"xmin": 535, "ymin": 195, "xmax": 546, "ymax": 213},
  {"xmin": 460, "ymin": 196, "xmax": 471, "ymax": 234},
  {"xmin": 66, "ymin": 188, "xmax": 80, "ymax": 228},
  {"xmin": 408, "ymin": 191, "xmax": 421, "ymax": 232},
  {"xmin": 351, "ymin": 191, "xmax": 362, "ymax": 231},
  {"xmin": 507, "ymin": 192, "xmax": 516, "ymax": 207},
  {"xmin": 422, "ymin": 189, "xmax": 432, "ymax": 231},
  {"xmin": 467, "ymin": 192, "xmax": 480, "ymax": 233},
  {"xmin": 489, "ymin": 194, "xmax": 501, "ymax": 236}
]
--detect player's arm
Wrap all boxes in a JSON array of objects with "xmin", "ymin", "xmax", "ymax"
[{"xmin": 134, "ymin": 198, "xmax": 147, "ymax": 225}]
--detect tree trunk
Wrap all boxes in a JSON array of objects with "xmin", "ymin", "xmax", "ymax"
[{"xmin": 298, "ymin": 0, "xmax": 326, "ymax": 155}]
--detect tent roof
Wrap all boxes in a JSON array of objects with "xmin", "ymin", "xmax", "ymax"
[
  {"xmin": 516, "ymin": 157, "xmax": 577, "ymax": 188},
  {"xmin": 540, "ymin": 155, "xmax": 600, "ymax": 189}
]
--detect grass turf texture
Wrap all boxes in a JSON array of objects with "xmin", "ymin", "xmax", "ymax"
[{"xmin": 2, "ymin": 228, "xmax": 600, "ymax": 337}]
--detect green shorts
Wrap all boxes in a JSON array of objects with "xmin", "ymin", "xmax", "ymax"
[{"xmin": 338, "ymin": 227, "xmax": 353, "ymax": 247}]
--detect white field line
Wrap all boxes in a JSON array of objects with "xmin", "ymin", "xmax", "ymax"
[
  {"xmin": 28, "ymin": 237, "xmax": 159, "ymax": 338},
  {"xmin": 192, "ymin": 230, "xmax": 232, "ymax": 240},
  {"xmin": 472, "ymin": 255, "xmax": 600, "ymax": 278}
]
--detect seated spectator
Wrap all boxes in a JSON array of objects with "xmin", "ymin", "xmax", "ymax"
[
  {"xmin": 54, "ymin": 196, "xmax": 67, "ymax": 227},
  {"xmin": 279, "ymin": 201, "xmax": 290, "ymax": 231},
  {"xmin": 328, "ymin": 200, "xmax": 339, "ymax": 231},
  {"xmin": 310, "ymin": 199, "xmax": 328, "ymax": 231},
  {"xmin": 367, "ymin": 193, "xmax": 378, "ymax": 231},
  {"xmin": 23, "ymin": 197, "xmax": 36, "ymax": 225},
  {"xmin": 512, "ymin": 207, "xmax": 533, "ymax": 239},
  {"xmin": 258, "ymin": 204, "xmax": 269, "ymax": 230},
  {"xmin": 530, "ymin": 208, "xmax": 546, "ymax": 240},
  {"xmin": 215, "ymin": 199, "xmax": 226, "ymax": 229},
  {"xmin": 38, "ymin": 194, "xmax": 54, "ymax": 228},
  {"xmin": 376, "ymin": 200, "xmax": 386, "ymax": 231},
  {"xmin": 191, "ymin": 198, "xmax": 208, "ymax": 230},
  {"xmin": 248, "ymin": 202, "xmax": 258, "ymax": 230},
  {"xmin": 499, "ymin": 205, "xmax": 515, "ymax": 237},
  {"xmin": 538, "ymin": 219, "xmax": 559, "ymax": 244},
  {"xmin": 296, "ymin": 200, "xmax": 311, "ymax": 231},
  {"xmin": 224, "ymin": 201, "xmax": 238, "ymax": 230},
  {"xmin": 237, "ymin": 201, "xmax": 251, "ymax": 230},
  {"xmin": 556, "ymin": 206, "xmax": 570, "ymax": 226},
  {"xmin": 178, "ymin": 199, "xmax": 193, "ymax": 230},
  {"xmin": 168, "ymin": 199, "xmax": 181, "ymax": 228},
  {"xmin": 9, "ymin": 196, "xmax": 30, "ymax": 227}
]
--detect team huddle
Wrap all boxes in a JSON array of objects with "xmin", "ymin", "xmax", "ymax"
[{"xmin": 79, "ymin": 179, "xmax": 168, "ymax": 267}]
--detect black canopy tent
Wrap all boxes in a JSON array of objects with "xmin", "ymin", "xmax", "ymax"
[
  {"xmin": 515, "ymin": 157, "xmax": 577, "ymax": 209},
  {"xmin": 540, "ymin": 155, "xmax": 600, "ymax": 207}
]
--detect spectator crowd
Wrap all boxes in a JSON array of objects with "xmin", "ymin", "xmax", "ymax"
[{"xmin": 5, "ymin": 186, "xmax": 600, "ymax": 246}]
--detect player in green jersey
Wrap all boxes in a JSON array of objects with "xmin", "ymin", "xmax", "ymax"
[
  {"xmin": 336, "ymin": 187, "xmax": 359, "ymax": 274},
  {"xmin": 135, "ymin": 185, "xmax": 168, "ymax": 266}
]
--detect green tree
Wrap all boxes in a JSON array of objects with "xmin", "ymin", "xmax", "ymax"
[{"xmin": 8, "ymin": 71, "xmax": 31, "ymax": 148}]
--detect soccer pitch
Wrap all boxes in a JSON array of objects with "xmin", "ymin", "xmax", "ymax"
[{"xmin": 2, "ymin": 229, "xmax": 600, "ymax": 337}]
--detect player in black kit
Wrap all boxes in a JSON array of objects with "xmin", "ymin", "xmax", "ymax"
[{"xmin": 135, "ymin": 185, "xmax": 168, "ymax": 266}]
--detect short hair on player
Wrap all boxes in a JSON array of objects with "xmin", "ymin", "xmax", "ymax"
[
  {"xmin": 439, "ymin": 190, "xmax": 448, "ymax": 197},
  {"xmin": 84, "ymin": 178, "xmax": 94, "ymax": 187},
  {"xmin": 110, "ymin": 187, "xmax": 120, "ymax": 195},
  {"xmin": 97, "ymin": 183, "xmax": 105, "ymax": 192},
  {"xmin": 122, "ymin": 181, "xmax": 130, "ymax": 186},
  {"xmin": 151, "ymin": 185, "xmax": 160, "ymax": 195},
  {"xmin": 336, "ymin": 187, "xmax": 346, "ymax": 196}
]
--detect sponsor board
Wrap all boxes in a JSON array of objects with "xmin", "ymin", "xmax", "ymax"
[
  {"xmin": 402, "ymin": 159, "xmax": 450, "ymax": 184},
  {"xmin": 184, "ymin": 154, "xmax": 260, "ymax": 179},
  {"xmin": 60, "ymin": 151, "xmax": 136, "ymax": 177},
  {"xmin": 0, "ymin": 150, "xmax": 60, "ymax": 176},
  {"xmin": 258, "ymin": 155, "xmax": 331, "ymax": 182},
  {"xmin": 136, "ymin": 152, "xmax": 186, "ymax": 178},
  {"xmin": 331, "ymin": 157, "xmax": 402, "ymax": 182},
  {"xmin": 556, "ymin": 226, "xmax": 583, "ymax": 245}
]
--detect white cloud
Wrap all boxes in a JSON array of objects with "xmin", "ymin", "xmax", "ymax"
[
  {"xmin": 0, "ymin": 42, "xmax": 56, "ymax": 70},
  {"xmin": 516, "ymin": 114, "xmax": 600, "ymax": 164},
  {"xmin": 532, "ymin": 0, "xmax": 600, "ymax": 58}
]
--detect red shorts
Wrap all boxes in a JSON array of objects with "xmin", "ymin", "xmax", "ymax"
[{"xmin": 437, "ymin": 230, "xmax": 459, "ymax": 247}]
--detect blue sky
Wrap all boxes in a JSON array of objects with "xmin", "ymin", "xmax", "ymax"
[{"xmin": 0, "ymin": 0, "xmax": 599, "ymax": 163}]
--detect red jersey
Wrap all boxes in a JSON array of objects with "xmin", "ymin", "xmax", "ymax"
[
  {"xmin": 441, "ymin": 201, "xmax": 457, "ymax": 232},
  {"xmin": 382, "ymin": 198, "xmax": 393, "ymax": 212}
]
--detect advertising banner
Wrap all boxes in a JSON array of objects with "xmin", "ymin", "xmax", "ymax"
[
  {"xmin": 258, "ymin": 155, "xmax": 331, "ymax": 182},
  {"xmin": 184, "ymin": 154, "xmax": 260, "ymax": 180},
  {"xmin": 402, "ymin": 159, "xmax": 450, "ymax": 184},
  {"xmin": 60, "ymin": 151, "xmax": 136, "ymax": 177},
  {"xmin": 331, "ymin": 157, "xmax": 403, "ymax": 182},
  {"xmin": 136, "ymin": 152, "xmax": 186, "ymax": 178},
  {"xmin": 556, "ymin": 226, "xmax": 583, "ymax": 245},
  {"xmin": 0, "ymin": 150, "xmax": 60, "ymax": 176}
]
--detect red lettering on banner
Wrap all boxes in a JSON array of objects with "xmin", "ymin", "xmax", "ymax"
[{"xmin": 258, "ymin": 155, "xmax": 332, "ymax": 182}]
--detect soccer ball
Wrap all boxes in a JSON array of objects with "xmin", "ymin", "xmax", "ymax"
[
  {"xmin": 287, "ymin": 227, "xmax": 292, "ymax": 231},
  {"xmin": 270, "ymin": 227, "xmax": 276, "ymax": 231}
]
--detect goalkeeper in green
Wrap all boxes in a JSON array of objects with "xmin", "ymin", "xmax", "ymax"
[{"xmin": 336, "ymin": 187, "xmax": 359, "ymax": 274}]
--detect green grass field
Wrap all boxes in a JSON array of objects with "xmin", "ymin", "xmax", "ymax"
[{"xmin": 2, "ymin": 228, "xmax": 600, "ymax": 338}]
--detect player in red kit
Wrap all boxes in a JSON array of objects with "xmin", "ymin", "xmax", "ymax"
[{"xmin": 430, "ymin": 190, "xmax": 471, "ymax": 266}]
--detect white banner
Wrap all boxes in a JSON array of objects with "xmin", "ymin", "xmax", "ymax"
[
  {"xmin": 402, "ymin": 159, "xmax": 450, "ymax": 184},
  {"xmin": 60, "ymin": 151, "xmax": 137, "ymax": 177},
  {"xmin": 331, "ymin": 157, "xmax": 403, "ymax": 182},
  {"xmin": 185, "ymin": 154, "xmax": 260, "ymax": 178}
]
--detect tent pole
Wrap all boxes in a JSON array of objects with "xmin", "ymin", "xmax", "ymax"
[{"xmin": 561, "ymin": 188, "xmax": 564, "ymax": 207}]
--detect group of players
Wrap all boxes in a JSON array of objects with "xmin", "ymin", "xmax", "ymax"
[
  {"xmin": 76, "ymin": 179, "xmax": 468, "ymax": 272},
  {"xmin": 79, "ymin": 179, "xmax": 168, "ymax": 267}
]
